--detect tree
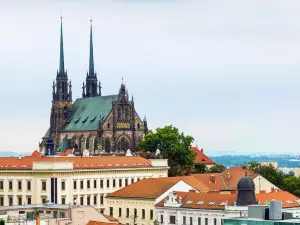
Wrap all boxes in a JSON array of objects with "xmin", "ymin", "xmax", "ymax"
[
  {"xmin": 193, "ymin": 163, "xmax": 207, "ymax": 174},
  {"xmin": 283, "ymin": 176, "xmax": 300, "ymax": 197},
  {"xmin": 138, "ymin": 125, "xmax": 195, "ymax": 176},
  {"xmin": 207, "ymin": 164, "xmax": 227, "ymax": 173}
]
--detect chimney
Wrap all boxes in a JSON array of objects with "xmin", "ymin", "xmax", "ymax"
[
  {"xmin": 189, "ymin": 190, "xmax": 196, "ymax": 193},
  {"xmin": 271, "ymin": 187, "xmax": 275, "ymax": 192},
  {"xmin": 210, "ymin": 175, "xmax": 216, "ymax": 183},
  {"xmin": 227, "ymin": 172, "xmax": 231, "ymax": 179},
  {"xmin": 201, "ymin": 148, "xmax": 203, "ymax": 152},
  {"xmin": 36, "ymin": 213, "xmax": 40, "ymax": 225}
]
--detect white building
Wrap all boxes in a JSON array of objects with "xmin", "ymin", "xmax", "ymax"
[
  {"xmin": 0, "ymin": 152, "xmax": 168, "ymax": 214},
  {"xmin": 155, "ymin": 190, "xmax": 300, "ymax": 225}
]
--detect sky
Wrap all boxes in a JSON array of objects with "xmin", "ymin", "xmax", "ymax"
[{"xmin": 0, "ymin": 0, "xmax": 300, "ymax": 154}]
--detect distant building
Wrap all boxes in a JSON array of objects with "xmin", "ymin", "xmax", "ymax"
[
  {"xmin": 105, "ymin": 176, "xmax": 210, "ymax": 225},
  {"xmin": 0, "ymin": 152, "xmax": 168, "ymax": 212},
  {"xmin": 280, "ymin": 167, "xmax": 300, "ymax": 176},
  {"xmin": 190, "ymin": 147, "xmax": 215, "ymax": 168},
  {"xmin": 191, "ymin": 167, "xmax": 279, "ymax": 193},
  {"xmin": 259, "ymin": 162, "xmax": 278, "ymax": 168}
]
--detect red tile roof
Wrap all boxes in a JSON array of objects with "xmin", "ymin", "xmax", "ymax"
[
  {"xmin": 0, "ymin": 155, "xmax": 154, "ymax": 170},
  {"xmin": 59, "ymin": 149, "xmax": 73, "ymax": 156},
  {"xmin": 87, "ymin": 221, "xmax": 123, "ymax": 225},
  {"xmin": 103, "ymin": 215, "xmax": 119, "ymax": 222},
  {"xmin": 190, "ymin": 147, "xmax": 215, "ymax": 165},
  {"xmin": 31, "ymin": 150, "xmax": 41, "ymax": 157},
  {"xmin": 108, "ymin": 176, "xmax": 210, "ymax": 199},
  {"xmin": 191, "ymin": 167, "xmax": 259, "ymax": 191},
  {"xmin": 156, "ymin": 190, "xmax": 300, "ymax": 209}
]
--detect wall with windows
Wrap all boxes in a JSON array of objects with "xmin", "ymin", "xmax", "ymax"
[{"xmin": 0, "ymin": 162, "xmax": 168, "ymax": 210}]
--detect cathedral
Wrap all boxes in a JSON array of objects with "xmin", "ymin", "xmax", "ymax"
[{"xmin": 39, "ymin": 18, "xmax": 148, "ymax": 155}]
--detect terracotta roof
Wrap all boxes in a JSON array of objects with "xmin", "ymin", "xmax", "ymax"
[
  {"xmin": 191, "ymin": 167, "xmax": 259, "ymax": 191},
  {"xmin": 0, "ymin": 155, "xmax": 153, "ymax": 170},
  {"xmin": 103, "ymin": 215, "xmax": 119, "ymax": 221},
  {"xmin": 87, "ymin": 221, "xmax": 123, "ymax": 225},
  {"xmin": 156, "ymin": 190, "xmax": 300, "ymax": 209},
  {"xmin": 107, "ymin": 176, "xmax": 209, "ymax": 199},
  {"xmin": 31, "ymin": 150, "xmax": 41, "ymax": 157},
  {"xmin": 59, "ymin": 149, "xmax": 73, "ymax": 156},
  {"xmin": 190, "ymin": 147, "xmax": 215, "ymax": 165}
]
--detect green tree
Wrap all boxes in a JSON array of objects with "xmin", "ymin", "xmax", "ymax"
[
  {"xmin": 193, "ymin": 163, "xmax": 207, "ymax": 174},
  {"xmin": 138, "ymin": 125, "xmax": 195, "ymax": 176},
  {"xmin": 283, "ymin": 176, "xmax": 300, "ymax": 197},
  {"xmin": 256, "ymin": 165, "xmax": 284, "ymax": 188},
  {"xmin": 207, "ymin": 164, "xmax": 227, "ymax": 173}
]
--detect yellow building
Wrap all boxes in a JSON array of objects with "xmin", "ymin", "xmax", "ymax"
[
  {"xmin": 0, "ymin": 151, "xmax": 168, "ymax": 214},
  {"xmin": 106, "ymin": 176, "xmax": 210, "ymax": 225}
]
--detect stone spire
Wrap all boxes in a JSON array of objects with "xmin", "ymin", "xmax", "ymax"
[
  {"xmin": 59, "ymin": 17, "xmax": 65, "ymax": 74},
  {"xmin": 89, "ymin": 19, "xmax": 94, "ymax": 76}
]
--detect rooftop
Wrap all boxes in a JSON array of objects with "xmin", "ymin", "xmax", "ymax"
[
  {"xmin": 190, "ymin": 147, "xmax": 215, "ymax": 165},
  {"xmin": 107, "ymin": 176, "xmax": 210, "ymax": 199}
]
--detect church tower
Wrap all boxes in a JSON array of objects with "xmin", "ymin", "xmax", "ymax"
[
  {"xmin": 50, "ymin": 17, "xmax": 72, "ymax": 149},
  {"xmin": 82, "ymin": 20, "xmax": 101, "ymax": 98}
]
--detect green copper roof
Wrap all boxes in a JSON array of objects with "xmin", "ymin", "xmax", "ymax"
[
  {"xmin": 61, "ymin": 95, "xmax": 118, "ymax": 132},
  {"xmin": 43, "ymin": 128, "xmax": 50, "ymax": 138},
  {"xmin": 59, "ymin": 17, "xmax": 64, "ymax": 73},
  {"xmin": 56, "ymin": 139, "xmax": 70, "ymax": 152},
  {"xmin": 89, "ymin": 20, "xmax": 94, "ymax": 75}
]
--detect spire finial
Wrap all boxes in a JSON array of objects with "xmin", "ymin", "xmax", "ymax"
[
  {"xmin": 89, "ymin": 18, "xmax": 94, "ymax": 76},
  {"xmin": 59, "ymin": 16, "xmax": 65, "ymax": 73}
]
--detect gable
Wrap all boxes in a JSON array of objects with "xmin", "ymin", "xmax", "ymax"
[{"xmin": 62, "ymin": 95, "xmax": 118, "ymax": 132}]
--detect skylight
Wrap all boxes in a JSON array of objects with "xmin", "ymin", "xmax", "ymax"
[
  {"xmin": 197, "ymin": 201, "xmax": 204, "ymax": 205},
  {"xmin": 186, "ymin": 200, "xmax": 193, "ymax": 204},
  {"xmin": 286, "ymin": 200, "xmax": 293, "ymax": 204},
  {"xmin": 209, "ymin": 201, "xmax": 215, "ymax": 205},
  {"xmin": 220, "ymin": 201, "xmax": 227, "ymax": 206}
]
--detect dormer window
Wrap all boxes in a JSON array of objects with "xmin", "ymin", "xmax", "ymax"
[
  {"xmin": 137, "ymin": 123, "xmax": 140, "ymax": 129},
  {"xmin": 107, "ymin": 123, "xmax": 110, "ymax": 129}
]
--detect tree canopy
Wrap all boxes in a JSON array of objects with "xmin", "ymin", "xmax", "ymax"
[{"xmin": 138, "ymin": 125, "xmax": 195, "ymax": 176}]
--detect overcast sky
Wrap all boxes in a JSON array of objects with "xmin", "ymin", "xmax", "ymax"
[{"xmin": 1, "ymin": 0, "xmax": 300, "ymax": 154}]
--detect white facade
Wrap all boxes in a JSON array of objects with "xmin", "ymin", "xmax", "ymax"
[
  {"xmin": 253, "ymin": 175, "xmax": 278, "ymax": 193},
  {"xmin": 0, "ymin": 158, "xmax": 168, "ymax": 212}
]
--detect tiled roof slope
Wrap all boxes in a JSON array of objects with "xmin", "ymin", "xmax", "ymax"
[
  {"xmin": 191, "ymin": 167, "xmax": 258, "ymax": 191},
  {"xmin": 62, "ymin": 95, "xmax": 119, "ymax": 132},
  {"xmin": 156, "ymin": 190, "xmax": 300, "ymax": 209},
  {"xmin": 0, "ymin": 155, "xmax": 153, "ymax": 170},
  {"xmin": 190, "ymin": 147, "xmax": 215, "ymax": 165},
  {"xmin": 107, "ymin": 176, "xmax": 209, "ymax": 199}
]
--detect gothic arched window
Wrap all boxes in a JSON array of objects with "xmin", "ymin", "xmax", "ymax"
[
  {"xmin": 117, "ymin": 137, "xmax": 130, "ymax": 152},
  {"xmin": 117, "ymin": 106, "xmax": 122, "ymax": 120},
  {"xmin": 105, "ymin": 138, "xmax": 111, "ymax": 153},
  {"xmin": 125, "ymin": 106, "xmax": 130, "ymax": 120}
]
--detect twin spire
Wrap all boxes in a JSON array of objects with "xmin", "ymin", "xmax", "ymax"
[{"xmin": 58, "ymin": 17, "xmax": 101, "ymax": 98}]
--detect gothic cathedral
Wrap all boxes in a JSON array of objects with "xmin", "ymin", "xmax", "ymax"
[{"xmin": 39, "ymin": 18, "xmax": 148, "ymax": 155}]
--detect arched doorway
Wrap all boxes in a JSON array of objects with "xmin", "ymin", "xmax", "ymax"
[
  {"xmin": 104, "ymin": 138, "xmax": 111, "ymax": 153},
  {"xmin": 117, "ymin": 136, "xmax": 131, "ymax": 152}
]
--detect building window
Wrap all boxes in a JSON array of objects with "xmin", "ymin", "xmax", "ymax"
[
  {"xmin": 170, "ymin": 215, "xmax": 176, "ymax": 224},
  {"xmin": 214, "ymin": 218, "xmax": 217, "ymax": 225},
  {"xmin": 134, "ymin": 208, "xmax": 137, "ymax": 217},
  {"xmin": 100, "ymin": 180, "xmax": 103, "ymax": 188},
  {"xmin": 27, "ymin": 181, "xmax": 31, "ymax": 191},
  {"xmin": 183, "ymin": 216, "xmax": 186, "ymax": 225},
  {"xmin": 109, "ymin": 207, "xmax": 113, "ymax": 216},
  {"xmin": 119, "ymin": 208, "xmax": 122, "ymax": 217},
  {"xmin": 150, "ymin": 210, "xmax": 153, "ymax": 220},
  {"xmin": 190, "ymin": 217, "xmax": 193, "ymax": 225},
  {"xmin": 107, "ymin": 179, "xmax": 110, "ymax": 188},
  {"xmin": 73, "ymin": 180, "xmax": 77, "ymax": 190},
  {"xmin": 80, "ymin": 180, "xmax": 84, "ymax": 189},
  {"xmin": 113, "ymin": 179, "xmax": 116, "ymax": 188},
  {"xmin": 94, "ymin": 180, "xmax": 97, "ymax": 189},
  {"xmin": 142, "ymin": 209, "xmax": 145, "ymax": 219},
  {"xmin": 80, "ymin": 197, "xmax": 83, "ymax": 205},
  {"xmin": 131, "ymin": 178, "xmax": 134, "ymax": 184},
  {"xmin": 160, "ymin": 215, "xmax": 164, "ymax": 224},
  {"xmin": 59, "ymin": 212, "xmax": 65, "ymax": 218},
  {"xmin": 0, "ymin": 197, "xmax": 3, "ymax": 206},
  {"xmin": 87, "ymin": 196, "xmax": 90, "ymax": 205},
  {"xmin": 198, "ymin": 217, "xmax": 201, "ymax": 225},
  {"xmin": 94, "ymin": 195, "xmax": 97, "ymax": 205},
  {"xmin": 119, "ymin": 179, "xmax": 122, "ymax": 187},
  {"xmin": 0, "ymin": 181, "xmax": 3, "ymax": 190},
  {"xmin": 205, "ymin": 218, "xmax": 208, "ymax": 225},
  {"xmin": 137, "ymin": 178, "xmax": 140, "ymax": 182},
  {"xmin": 9, "ymin": 181, "xmax": 13, "ymax": 190},
  {"xmin": 126, "ymin": 208, "xmax": 129, "ymax": 218},
  {"xmin": 125, "ymin": 179, "xmax": 128, "ymax": 186},
  {"xmin": 18, "ymin": 197, "xmax": 22, "ymax": 206},
  {"xmin": 42, "ymin": 181, "xmax": 46, "ymax": 191},
  {"xmin": 18, "ymin": 181, "xmax": 22, "ymax": 190},
  {"xmin": 61, "ymin": 181, "xmax": 65, "ymax": 190},
  {"xmin": 42, "ymin": 198, "xmax": 46, "ymax": 204},
  {"xmin": 61, "ymin": 197, "xmax": 65, "ymax": 205},
  {"xmin": 87, "ymin": 180, "xmax": 90, "ymax": 189},
  {"xmin": 100, "ymin": 195, "xmax": 103, "ymax": 204},
  {"xmin": 27, "ymin": 197, "xmax": 31, "ymax": 205}
]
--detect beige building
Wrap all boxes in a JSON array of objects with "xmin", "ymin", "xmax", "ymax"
[
  {"xmin": 0, "ymin": 152, "xmax": 168, "ymax": 214},
  {"xmin": 106, "ymin": 176, "xmax": 210, "ymax": 225}
]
